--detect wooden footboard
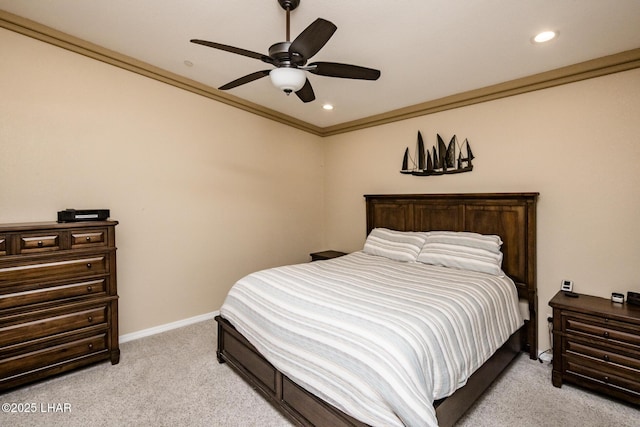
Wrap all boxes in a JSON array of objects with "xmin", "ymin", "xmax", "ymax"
[
  {"xmin": 216, "ymin": 315, "xmax": 522, "ymax": 427},
  {"xmin": 216, "ymin": 315, "xmax": 366, "ymax": 427}
]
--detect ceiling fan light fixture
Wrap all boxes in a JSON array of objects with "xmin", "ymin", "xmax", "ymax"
[{"xmin": 270, "ymin": 68, "xmax": 306, "ymax": 94}]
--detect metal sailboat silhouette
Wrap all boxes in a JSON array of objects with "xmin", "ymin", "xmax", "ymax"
[{"xmin": 401, "ymin": 131, "xmax": 474, "ymax": 176}]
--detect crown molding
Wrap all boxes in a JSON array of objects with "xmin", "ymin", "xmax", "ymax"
[
  {"xmin": 2, "ymin": 10, "xmax": 639, "ymax": 138},
  {"xmin": 322, "ymin": 47, "xmax": 640, "ymax": 136},
  {"xmin": 0, "ymin": 10, "xmax": 323, "ymax": 136}
]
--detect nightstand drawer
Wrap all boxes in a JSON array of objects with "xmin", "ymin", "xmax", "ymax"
[
  {"xmin": 565, "ymin": 316, "xmax": 640, "ymax": 348},
  {"xmin": 0, "ymin": 304, "xmax": 108, "ymax": 348},
  {"xmin": 0, "ymin": 255, "xmax": 108, "ymax": 283},
  {"xmin": 18, "ymin": 232, "xmax": 61, "ymax": 254},
  {"xmin": 567, "ymin": 339, "xmax": 640, "ymax": 371},
  {"xmin": 566, "ymin": 346, "xmax": 640, "ymax": 385},
  {"xmin": 0, "ymin": 278, "xmax": 107, "ymax": 310},
  {"xmin": 567, "ymin": 357, "xmax": 640, "ymax": 394}
]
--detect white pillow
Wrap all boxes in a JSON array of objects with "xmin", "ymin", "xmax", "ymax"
[
  {"xmin": 363, "ymin": 228, "xmax": 427, "ymax": 262},
  {"xmin": 417, "ymin": 241, "xmax": 505, "ymax": 276},
  {"xmin": 425, "ymin": 231, "xmax": 502, "ymax": 253}
]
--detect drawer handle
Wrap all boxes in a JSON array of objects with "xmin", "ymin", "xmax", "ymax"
[
  {"xmin": 603, "ymin": 376, "xmax": 609, "ymax": 383},
  {"xmin": 88, "ymin": 343, "xmax": 93, "ymax": 350},
  {"xmin": 87, "ymin": 286, "xmax": 93, "ymax": 292},
  {"xmin": 88, "ymin": 316, "xmax": 93, "ymax": 323},
  {"xmin": 603, "ymin": 354, "xmax": 610, "ymax": 362},
  {"xmin": 603, "ymin": 331, "xmax": 610, "ymax": 338},
  {"xmin": 37, "ymin": 240, "xmax": 43, "ymax": 247},
  {"xmin": 86, "ymin": 236, "xmax": 91, "ymax": 242},
  {"xmin": 86, "ymin": 263, "xmax": 92, "ymax": 269}
]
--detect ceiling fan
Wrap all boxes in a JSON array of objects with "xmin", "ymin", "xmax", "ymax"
[{"xmin": 190, "ymin": 0, "xmax": 381, "ymax": 103}]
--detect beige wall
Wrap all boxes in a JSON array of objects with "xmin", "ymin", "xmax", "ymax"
[
  {"xmin": 3, "ymin": 26, "xmax": 639, "ymax": 354},
  {"xmin": 323, "ymin": 68, "xmax": 640, "ymax": 352},
  {"xmin": 0, "ymin": 28, "xmax": 326, "ymax": 335}
]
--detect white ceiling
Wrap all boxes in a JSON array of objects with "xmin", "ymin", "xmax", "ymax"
[{"xmin": 2, "ymin": 0, "xmax": 640, "ymax": 128}]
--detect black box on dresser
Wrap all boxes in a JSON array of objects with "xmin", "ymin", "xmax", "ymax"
[
  {"xmin": 549, "ymin": 291, "xmax": 640, "ymax": 405},
  {"xmin": 0, "ymin": 221, "xmax": 119, "ymax": 391}
]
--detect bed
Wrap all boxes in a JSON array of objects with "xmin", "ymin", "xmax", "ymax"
[{"xmin": 215, "ymin": 193, "xmax": 538, "ymax": 426}]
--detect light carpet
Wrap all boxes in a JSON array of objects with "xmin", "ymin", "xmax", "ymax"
[{"xmin": 1, "ymin": 320, "xmax": 637, "ymax": 426}]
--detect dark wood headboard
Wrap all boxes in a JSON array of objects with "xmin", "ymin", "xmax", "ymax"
[{"xmin": 365, "ymin": 193, "xmax": 539, "ymax": 358}]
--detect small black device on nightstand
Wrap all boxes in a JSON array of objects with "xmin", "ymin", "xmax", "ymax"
[{"xmin": 628, "ymin": 291, "xmax": 640, "ymax": 306}]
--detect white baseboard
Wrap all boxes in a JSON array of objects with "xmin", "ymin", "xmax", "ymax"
[{"xmin": 119, "ymin": 310, "xmax": 219, "ymax": 343}]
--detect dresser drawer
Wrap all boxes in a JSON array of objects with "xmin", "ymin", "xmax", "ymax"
[
  {"xmin": 0, "ymin": 255, "xmax": 108, "ymax": 283},
  {"xmin": 0, "ymin": 304, "xmax": 108, "ymax": 348},
  {"xmin": 564, "ymin": 315, "xmax": 640, "ymax": 348},
  {"xmin": 71, "ymin": 228, "xmax": 108, "ymax": 249},
  {"xmin": 0, "ymin": 333, "xmax": 107, "ymax": 382},
  {"xmin": 0, "ymin": 235, "xmax": 6, "ymax": 256},
  {"xmin": 17, "ymin": 232, "xmax": 62, "ymax": 254},
  {"xmin": 0, "ymin": 278, "xmax": 107, "ymax": 310}
]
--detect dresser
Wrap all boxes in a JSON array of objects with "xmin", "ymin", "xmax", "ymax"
[
  {"xmin": 549, "ymin": 291, "xmax": 640, "ymax": 405},
  {"xmin": 0, "ymin": 221, "xmax": 119, "ymax": 391}
]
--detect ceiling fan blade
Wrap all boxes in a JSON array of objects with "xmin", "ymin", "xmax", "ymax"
[
  {"xmin": 308, "ymin": 62, "xmax": 381, "ymax": 80},
  {"xmin": 219, "ymin": 70, "xmax": 271, "ymax": 90},
  {"xmin": 289, "ymin": 18, "xmax": 337, "ymax": 60},
  {"xmin": 190, "ymin": 39, "xmax": 273, "ymax": 64},
  {"xmin": 295, "ymin": 79, "xmax": 315, "ymax": 103}
]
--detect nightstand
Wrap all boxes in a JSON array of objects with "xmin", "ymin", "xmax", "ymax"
[
  {"xmin": 549, "ymin": 291, "xmax": 640, "ymax": 405},
  {"xmin": 309, "ymin": 250, "xmax": 347, "ymax": 261}
]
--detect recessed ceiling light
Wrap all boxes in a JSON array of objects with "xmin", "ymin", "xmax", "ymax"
[
  {"xmin": 322, "ymin": 104, "xmax": 334, "ymax": 111},
  {"xmin": 533, "ymin": 31, "xmax": 557, "ymax": 43},
  {"xmin": 183, "ymin": 60, "xmax": 194, "ymax": 67}
]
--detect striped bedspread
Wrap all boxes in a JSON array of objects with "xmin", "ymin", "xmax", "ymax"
[{"xmin": 220, "ymin": 251, "xmax": 523, "ymax": 427}]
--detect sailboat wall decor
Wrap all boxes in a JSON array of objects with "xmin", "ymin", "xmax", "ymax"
[{"xmin": 400, "ymin": 131, "xmax": 474, "ymax": 176}]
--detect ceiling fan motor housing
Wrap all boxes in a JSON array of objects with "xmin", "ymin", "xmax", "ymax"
[{"xmin": 269, "ymin": 42, "xmax": 305, "ymax": 67}]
